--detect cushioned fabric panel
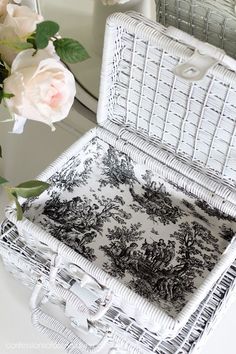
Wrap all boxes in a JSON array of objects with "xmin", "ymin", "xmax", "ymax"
[{"xmin": 23, "ymin": 137, "xmax": 236, "ymax": 318}]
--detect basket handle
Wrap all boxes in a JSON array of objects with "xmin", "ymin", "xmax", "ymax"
[
  {"xmin": 49, "ymin": 257, "xmax": 113, "ymax": 322},
  {"xmin": 30, "ymin": 281, "xmax": 111, "ymax": 354},
  {"xmin": 52, "ymin": 282, "xmax": 113, "ymax": 322}
]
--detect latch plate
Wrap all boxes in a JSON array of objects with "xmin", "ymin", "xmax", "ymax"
[{"xmin": 174, "ymin": 50, "xmax": 218, "ymax": 81}]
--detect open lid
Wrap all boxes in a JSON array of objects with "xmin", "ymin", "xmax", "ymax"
[{"xmin": 97, "ymin": 12, "xmax": 236, "ymax": 189}]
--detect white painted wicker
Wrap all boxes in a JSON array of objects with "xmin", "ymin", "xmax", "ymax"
[
  {"xmin": 155, "ymin": 0, "xmax": 236, "ymax": 58},
  {"xmin": 1, "ymin": 219, "xmax": 236, "ymax": 354},
  {"xmin": 3, "ymin": 11, "xmax": 236, "ymax": 340}
]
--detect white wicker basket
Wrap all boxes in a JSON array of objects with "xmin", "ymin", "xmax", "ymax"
[
  {"xmin": 155, "ymin": 0, "xmax": 236, "ymax": 58},
  {"xmin": 1, "ymin": 219, "xmax": 236, "ymax": 354},
  {"xmin": 3, "ymin": 11, "xmax": 236, "ymax": 342}
]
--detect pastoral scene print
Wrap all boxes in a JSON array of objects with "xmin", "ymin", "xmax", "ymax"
[{"xmin": 23, "ymin": 137, "xmax": 236, "ymax": 317}]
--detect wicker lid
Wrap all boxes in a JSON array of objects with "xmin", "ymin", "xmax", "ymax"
[{"xmin": 97, "ymin": 12, "xmax": 236, "ymax": 188}]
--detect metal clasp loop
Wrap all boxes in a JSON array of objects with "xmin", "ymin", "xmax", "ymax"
[
  {"xmin": 173, "ymin": 50, "xmax": 218, "ymax": 81},
  {"xmin": 166, "ymin": 26, "xmax": 236, "ymax": 81}
]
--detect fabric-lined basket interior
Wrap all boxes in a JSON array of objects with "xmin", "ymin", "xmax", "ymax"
[
  {"xmin": 1, "ymin": 218, "xmax": 236, "ymax": 354},
  {"xmin": 23, "ymin": 137, "xmax": 236, "ymax": 318},
  {"xmin": 9, "ymin": 12, "xmax": 236, "ymax": 324}
]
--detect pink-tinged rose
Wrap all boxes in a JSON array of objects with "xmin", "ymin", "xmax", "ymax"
[
  {"xmin": 0, "ymin": 0, "xmax": 8, "ymax": 19},
  {"xmin": 0, "ymin": 4, "xmax": 43, "ymax": 65},
  {"xmin": 4, "ymin": 49, "xmax": 76, "ymax": 130}
]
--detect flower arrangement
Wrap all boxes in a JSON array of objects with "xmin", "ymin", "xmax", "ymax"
[{"xmin": 0, "ymin": 1, "xmax": 88, "ymax": 219}]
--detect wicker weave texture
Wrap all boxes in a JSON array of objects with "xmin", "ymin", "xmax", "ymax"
[
  {"xmin": 1, "ymin": 11, "xmax": 236, "ymax": 349},
  {"xmin": 155, "ymin": 0, "xmax": 236, "ymax": 58},
  {"xmin": 1, "ymin": 219, "xmax": 236, "ymax": 354},
  {"xmin": 101, "ymin": 13, "xmax": 236, "ymax": 188}
]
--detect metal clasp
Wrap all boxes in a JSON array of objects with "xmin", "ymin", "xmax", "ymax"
[
  {"xmin": 166, "ymin": 26, "xmax": 236, "ymax": 81},
  {"xmin": 173, "ymin": 49, "xmax": 218, "ymax": 81}
]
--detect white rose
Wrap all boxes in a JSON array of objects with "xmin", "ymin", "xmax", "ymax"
[
  {"xmin": 4, "ymin": 4, "xmax": 43, "ymax": 36},
  {"xmin": 0, "ymin": 4, "xmax": 43, "ymax": 65},
  {"xmin": 4, "ymin": 49, "xmax": 76, "ymax": 130},
  {"xmin": 0, "ymin": 0, "xmax": 8, "ymax": 19}
]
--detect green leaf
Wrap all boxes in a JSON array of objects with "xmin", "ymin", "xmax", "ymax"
[
  {"xmin": 11, "ymin": 191, "xmax": 23, "ymax": 220},
  {"xmin": 3, "ymin": 92, "xmax": 14, "ymax": 99},
  {"xmin": 0, "ymin": 89, "xmax": 3, "ymax": 103},
  {"xmin": 35, "ymin": 20, "xmax": 60, "ymax": 49},
  {"xmin": 0, "ymin": 90, "xmax": 14, "ymax": 104},
  {"xmin": 10, "ymin": 41, "xmax": 33, "ymax": 51},
  {"xmin": 0, "ymin": 175, "xmax": 7, "ymax": 184},
  {"xmin": 5, "ymin": 180, "xmax": 49, "ymax": 221},
  {"xmin": 12, "ymin": 180, "xmax": 50, "ymax": 198},
  {"xmin": 27, "ymin": 36, "xmax": 36, "ymax": 49},
  {"xmin": 0, "ymin": 117, "xmax": 14, "ymax": 123},
  {"xmin": 0, "ymin": 65, "xmax": 8, "ymax": 83},
  {"xmin": 54, "ymin": 38, "xmax": 89, "ymax": 63},
  {"xmin": 14, "ymin": 195, "xmax": 23, "ymax": 220}
]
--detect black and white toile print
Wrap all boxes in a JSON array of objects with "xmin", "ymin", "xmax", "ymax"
[{"xmin": 23, "ymin": 137, "xmax": 236, "ymax": 317}]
